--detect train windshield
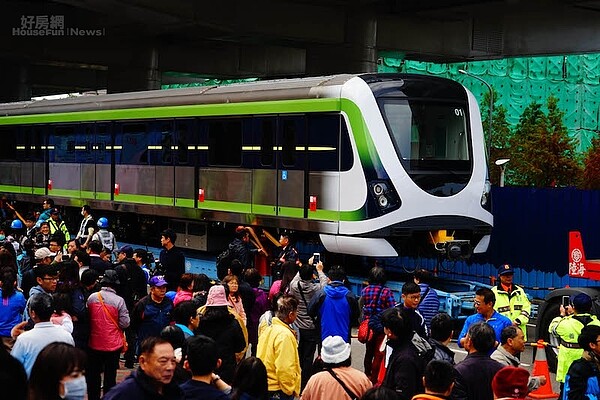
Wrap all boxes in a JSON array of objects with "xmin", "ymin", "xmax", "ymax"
[{"xmin": 380, "ymin": 99, "xmax": 472, "ymax": 197}]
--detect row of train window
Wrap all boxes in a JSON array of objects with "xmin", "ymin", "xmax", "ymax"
[{"xmin": 0, "ymin": 114, "xmax": 353, "ymax": 171}]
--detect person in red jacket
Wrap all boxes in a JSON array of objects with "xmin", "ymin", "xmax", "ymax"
[{"xmin": 86, "ymin": 270, "xmax": 130, "ymax": 400}]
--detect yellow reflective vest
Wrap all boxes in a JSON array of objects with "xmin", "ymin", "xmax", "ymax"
[
  {"xmin": 492, "ymin": 284, "xmax": 531, "ymax": 340},
  {"xmin": 549, "ymin": 313, "xmax": 600, "ymax": 383}
]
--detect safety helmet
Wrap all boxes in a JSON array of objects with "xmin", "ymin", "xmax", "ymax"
[
  {"xmin": 10, "ymin": 219, "xmax": 23, "ymax": 230},
  {"xmin": 97, "ymin": 217, "xmax": 109, "ymax": 229}
]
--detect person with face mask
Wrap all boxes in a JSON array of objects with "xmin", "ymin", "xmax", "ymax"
[{"xmin": 28, "ymin": 342, "xmax": 87, "ymax": 400}]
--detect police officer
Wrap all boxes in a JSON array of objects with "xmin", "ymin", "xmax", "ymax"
[
  {"xmin": 492, "ymin": 264, "xmax": 531, "ymax": 340},
  {"xmin": 549, "ymin": 293, "xmax": 600, "ymax": 396}
]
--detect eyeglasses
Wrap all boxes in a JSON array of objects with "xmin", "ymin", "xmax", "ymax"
[
  {"xmin": 473, "ymin": 300, "xmax": 482, "ymax": 306},
  {"xmin": 42, "ymin": 277, "xmax": 59, "ymax": 282},
  {"xmin": 406, "ymin": 294, "xmax": 421, "ymax": 300}
]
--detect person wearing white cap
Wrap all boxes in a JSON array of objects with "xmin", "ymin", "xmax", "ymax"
[{"xmin": 301, "ymin": 335, "xmax": 372, "ymax": 400}]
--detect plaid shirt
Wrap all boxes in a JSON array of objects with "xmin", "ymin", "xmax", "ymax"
[{"xmin": 360, "ymin": 284, "xmax": 396, "ymax": 319}]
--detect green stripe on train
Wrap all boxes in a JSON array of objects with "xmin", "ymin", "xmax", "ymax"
[
  {"xmin": 4, "ymin": 182, "xmax": 365, "ymax": 221},
  {"xmin": 0, "ymin": 99, "xmax": 340, "ymax": 125}
]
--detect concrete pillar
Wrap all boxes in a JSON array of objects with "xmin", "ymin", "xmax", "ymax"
[
  {"xmin": 0, "ymin": 61, "xmax": 31, "ymax": 102},
  {"xmin": 107, "ymin": 47, "xmax": 160, "ymax": 93},
  {"xmin": 345, "ymin": 8, "xmax": 378, "ymax": 73},
  {"xmin": 306, "ymin": 7, "xmax": 377, "ymax": 75}
]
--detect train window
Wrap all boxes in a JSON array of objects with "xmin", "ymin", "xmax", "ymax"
[
  {"xmin": 259, "ymin": 118, "xmax": 275, "ymax": 167},
  {"xmin": 280, "ymin": 118, "xmax": 304, "ymax": 167},
  {"xmin": 208, "ymin": 119, "xmax": 242, "ymax": 166},
  {"xmin": 307, "ymin": 114, "xmax": 341, "ymax": 171},
  {"xmin": 33, "ymin": 126, "xmax": 45, "ymax": 161},
  {"xmin": 0, "ymin": 127, "xmax": 17, "ymax": 160},
  {"xmin": 175, "ymin": 120, "xmax": 191, "ymax": 165},
  {"xmin": 159, "ymin": 121, "xmax": 173, "ymax": 165},
  {"xmin": 51, "ymin": 126, "xmax": 76, "ymax": 162},
  {"xmin": 95, "ymin": 124, "xmax": 112, "ymax": 165},
  {"xmin": 380, "ymin": 99, "xmax": 471, "ymax": 165},
  {"xmin": 117, "ymin": 123, "xmax": 149, "ymax": 165}
]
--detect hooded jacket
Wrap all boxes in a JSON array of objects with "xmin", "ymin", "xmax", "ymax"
[
  {"xmin": 308, "ymin": 281, "xmax": 359, "ymax": 342},
  {"xmin": 288, "ymin": 270, "xmax": 327, "ymax": 330}
]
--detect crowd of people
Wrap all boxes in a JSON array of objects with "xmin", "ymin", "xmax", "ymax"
[{"xmin": 0, "ymin": 197, "xmax": 597, "ymax": 399}]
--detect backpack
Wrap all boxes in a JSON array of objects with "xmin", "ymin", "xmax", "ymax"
[
  {"xmin": 216, "ymin": 247, "xmax": 234, "ymax": 280},
  {"xmin": 411, "ymin": 331, "xmax": 435, "ymax": 364}
]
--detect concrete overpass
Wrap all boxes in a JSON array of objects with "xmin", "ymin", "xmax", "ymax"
[{"xmin": 2, "ymin": 0, "xmax": 600, "ymax": 100}]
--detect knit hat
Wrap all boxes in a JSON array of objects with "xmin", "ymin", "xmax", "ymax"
[
  {"xmin": 321, "ymin": 335, "xmax": 351, "ymax": 364},
  {"xmin": 205, "ymin": 285, "xmax": 229, "ymax": 307},
  {"xmin": 572, "ymin": 293, "xmax": 592, "ymax": 311},
  {"xmin": 100, "ymin": 269, "xmax": 120, "ymax": 286},
  {"xmin": 491, "ymin": 366, "xmax": 529, "ymax": 399}
]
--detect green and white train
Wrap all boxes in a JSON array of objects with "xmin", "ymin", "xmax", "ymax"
[{"xmin": 0, "ymin": 74, "xmax": 492, "ymax": 258}]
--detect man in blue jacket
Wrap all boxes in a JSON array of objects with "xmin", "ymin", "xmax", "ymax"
[
  {"xmin": 308, "ymin": 265, "xmax": 359, "ymax": 343},
  {"xmin": 458, "ymin": 287, "xmax": 512, "ymax": 348}
]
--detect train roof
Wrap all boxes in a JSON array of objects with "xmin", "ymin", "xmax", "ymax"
[{"xmin": 0, "ymin": 74, "xmax": 361, "ymax": 116}]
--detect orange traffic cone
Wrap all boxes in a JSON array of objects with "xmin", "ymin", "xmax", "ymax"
[{"xmin": 528, "ymin": 339, "xmax": 559, "ymax": 399}]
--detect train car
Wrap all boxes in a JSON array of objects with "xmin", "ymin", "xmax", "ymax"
[{"xmin": 0, "ymin": 73, "xmax": 492, "ymax": 258}]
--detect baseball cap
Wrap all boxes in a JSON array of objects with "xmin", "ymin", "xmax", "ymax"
[
  {"xmin": 117, "ymin": 245, "xmax": 133, "ymax": 258},
  {"xmin": 35, "ymin": 247, "xmax": 55, "ymax": 260},
  {"xmin": 572, "ymin": 293, "xmax": 592, "ymax": 311},
  {"xmin": 149, "ymin": 275, "xmax": 168, "ymax": 287},
  {"xmin": 498, "ymin": 264, "xmax": 514, "ymax": 276},
  {"xmin": 50, "ymin": 208, "xmax": 60, "ymax": 215}
]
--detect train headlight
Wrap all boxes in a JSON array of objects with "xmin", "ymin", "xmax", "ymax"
[
  {"xmin": 481, "ymin": 179, "xmax": 492, "ymax": 207},
  {"xmin": 369, "ymin": 180, "xmax": 401, "ymax": 214}
]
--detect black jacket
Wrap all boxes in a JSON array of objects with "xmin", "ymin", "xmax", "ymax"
[
  {"xmin": 160, "ymin": 246, "xmax": 185, "ymax": 292},
  {"xmin": 382, "ymin": 338, "xmax": 426, "ymax": 400},
  {"xmin": 103, "ymin": 369, "xmax": 184, "ymax": 400},
  {"xmin": 114, "ymin": 258, "xmax": 148, "ymax": 311},
  {"xmin": 196, "ymin": 312, "xmax": 246, "ymax": 383},
  {"xmin": 452, "ymin": 352, "xmax": 504, "ymax": 400}
]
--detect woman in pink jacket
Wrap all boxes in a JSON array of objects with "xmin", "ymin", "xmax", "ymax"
[{"xmin": 86, "ymin": 270, "xmax": 130, "ymax": 400}]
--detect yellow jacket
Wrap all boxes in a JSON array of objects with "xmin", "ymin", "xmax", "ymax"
[
  {"xmin": 549, "ymin": 313, "xmax": 600, "ymax": 382},
  {"xmin": 492, "ymin": 284, "xmax": 531, "ymax": 339},
  {"xmin": 257, "ymin": 316, "xmax": 301, "ymax": 397}
]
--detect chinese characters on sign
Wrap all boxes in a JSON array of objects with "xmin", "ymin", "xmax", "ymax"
[{"xmin": 13, "ymin": 15, "xmax": 105, "ymax": 37}]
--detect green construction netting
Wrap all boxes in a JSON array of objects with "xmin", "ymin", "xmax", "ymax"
[{"xmin": 379, "ymin": 54, "xmax": 600, "ymax": 153}]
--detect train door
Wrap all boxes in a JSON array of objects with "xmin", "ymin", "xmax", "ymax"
[
  {"xmin": 154, "ymin": 120, "xmax": 175, "ymax": 207},
  {"xmin": 0, "ymin": 125, "xmax": 21, "ymax": 194},
  {"xmin": 94, "ymin": 123, "xmax": 113, "ymax": 201},
  {"xmin": 251, "ymin": 117, "xmax": 277, "ymax": 216},
  {"xmin": 29, "ymin": 125, "xmax": 50, "ymax": 195},
  {"xmin": 78, "ymin": 124, "xmax": 96, "ymax": 201},
  {"xmin": 173, "ymin": 119, "xmax": 197, "ymax": 209},
  {"xmin": 48, "ymin": 124, "xmax": 82, "ymax": 200},
  {"xmin": 306, "ymin": 114, "xmax": 343, "ymax": 222},
  {"xmin": 276, "ymin": 116, "xmax": 307, "ymax": 218},
  {"xmin": 114, "ymin": 121, "xmax": 162, "ymax": 206}
]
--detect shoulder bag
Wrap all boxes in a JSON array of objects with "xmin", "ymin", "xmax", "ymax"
[
  {"xmin": 97, "ymin": 292, "xmax": 128, "ymax": 353},
  {"xmin": 358, "ymin": 285, "xmax": 383, "ymax": 343},
  {"xmin": 327, "ymin": 368, "xmax": 358, "ymax": 400}
]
